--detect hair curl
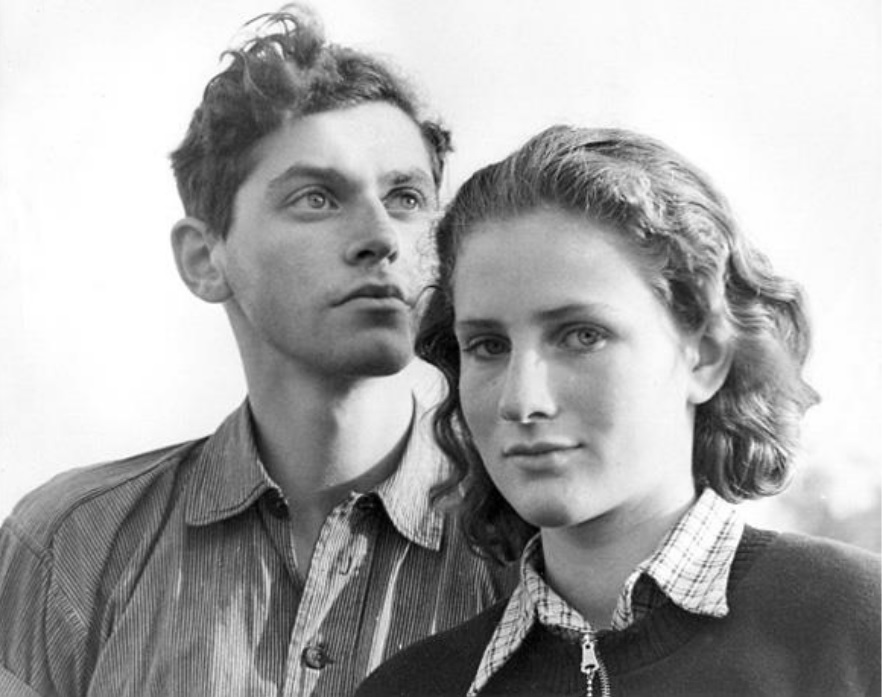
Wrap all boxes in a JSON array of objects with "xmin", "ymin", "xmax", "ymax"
[
  {"xmin": 170, "ymin": 3, "xmax": 451, "ymax": 238},
  {"xmin": 416, "ymin": 125, "xmax": 820, "ymax": 563}
]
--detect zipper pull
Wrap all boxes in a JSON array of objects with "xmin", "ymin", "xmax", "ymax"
[
  {"xmin": 581, "ymin": 632, "xmax": 599, "ymax": 674},
  {"xmin": 580, "ymin": 633, "xmax": 598, "ymax": 697}
]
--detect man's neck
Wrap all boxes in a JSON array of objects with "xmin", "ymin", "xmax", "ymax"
[
  {"xmin": 243, "ymin": 361, "xmax": 419, "ymax": 575},
  {"xmin": 247, "ymin": 363, "xmax": 418, "ymax": 515}
]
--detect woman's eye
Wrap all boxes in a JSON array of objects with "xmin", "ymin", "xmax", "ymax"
[
  {"xmin": 460, "ymin": 337, "xmax": 509, "ymax": 360},
  {"xmin": 560, "ymin": 327, "xmax": 607, "ymax": 351}
]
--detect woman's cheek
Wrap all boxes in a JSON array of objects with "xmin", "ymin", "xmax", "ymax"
[{"xmin": 460, "ymin": 372, "xmax": 497, "ymax": 450}]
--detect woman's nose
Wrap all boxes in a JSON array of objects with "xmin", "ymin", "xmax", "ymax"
[{"xmin": 498, "ymin": 352, "xmax": 558, "ymax": 423}]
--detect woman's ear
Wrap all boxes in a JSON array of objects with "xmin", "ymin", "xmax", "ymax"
[
  {"xmin": 170, "ymin": 217, "xmax": 232, "ymax": 303},
  {"xmin": 687, "ymin": 323, "xmax": 735, "ymax": 405}
]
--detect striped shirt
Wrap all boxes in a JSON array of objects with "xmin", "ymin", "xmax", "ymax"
[
  {"xmin": 0, "ymin": 400, "xmax": 516, "ymax": 697},
  {"xmin": 467, "ymin": 488, "xmax": 744, "ymax": 695}
]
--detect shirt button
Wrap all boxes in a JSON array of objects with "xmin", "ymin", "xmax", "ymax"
[
  {"xmin": 266, "ymin": 493, "xmax": 288, "ymax": 519},
  {"xmin": 355, "ymin": 494, "xmax": 378, "ymax": 512},
  {"xmin": 302, "ymin": 645, "xmax": 332, "ymax": 670}
]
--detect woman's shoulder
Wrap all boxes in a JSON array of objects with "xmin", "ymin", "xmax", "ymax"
[
  {"xmin": 751, "ymin": 527, "xmax": 879, "ymax": 584},
  {"xmin": 734, "ymin": 526, "xmax": 880, "ymax": 623},
  {"xmin": 355, "ymin": 599, "xmax": 509, "ymax": 697}
]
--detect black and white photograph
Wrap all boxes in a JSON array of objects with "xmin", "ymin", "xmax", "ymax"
[{"xmin": 1, "ymin": 1, "xmax": 879, "ymax": 695}]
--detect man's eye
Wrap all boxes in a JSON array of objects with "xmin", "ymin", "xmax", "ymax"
[
  {"xmin": 304, "ymin": 192, "xmax": 329, "ymax": 209},
  {"xmin": 288, "ymin": 190, "xmax": 337, "ymax": 211},
  {"xmin": 560, "ymin": 327, "xmax": 607, "ymax": 351},
  {"xmin": 386, "ymin": 189, "xmax": 426, "ymax": 212}
]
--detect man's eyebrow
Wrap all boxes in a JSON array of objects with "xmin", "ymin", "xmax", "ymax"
[
  {"xmin": 266, "ymin": 164, "xmax": 350, "ymax": 194},
  {"xmin": 381, "ymin": 168, "xmax": 439, "ymax": 206},
  {"xmin": 266, "ymin": 165, "xmax": 437, "ymax": 201},
  {"xmin": 381, "ymin": 168, "xmax": 435, "ymax": 191}
]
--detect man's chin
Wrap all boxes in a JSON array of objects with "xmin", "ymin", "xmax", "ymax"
[{"xmin": 337, "ymin": 343, "xmax": 415, "ymax": 378}]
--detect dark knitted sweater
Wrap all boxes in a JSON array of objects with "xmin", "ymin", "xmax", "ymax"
[{"xmin": 356, "ymin": 527, "xmax": 881, "ymax": 696}]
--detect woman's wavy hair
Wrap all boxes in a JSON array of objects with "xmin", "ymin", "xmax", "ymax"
[
  {"xmin": 170, "ymin": 3, "xmax": 451, "ymax": 238},
  {"xmin": 417, "ymin": 125, "xmax": 819, "ymax": 564}
]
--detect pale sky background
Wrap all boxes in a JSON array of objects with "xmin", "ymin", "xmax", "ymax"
[{"xmin": 1, "ymin": 0, "xmax": 880, "ymax": 534}]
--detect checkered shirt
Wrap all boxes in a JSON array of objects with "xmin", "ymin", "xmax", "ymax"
[{"xmin": 466, "ymin": 488, "xmax": 744, "ymax": 696}]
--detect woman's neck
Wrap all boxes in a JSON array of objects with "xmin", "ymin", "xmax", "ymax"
[{"xmin": 540, "ymin": 496, "xmax": 694, "ymax": 629}]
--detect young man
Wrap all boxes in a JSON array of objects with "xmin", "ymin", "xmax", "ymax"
[{"xmin": 0, "ymin": 8, "xmax": 514, "ymax": 697}]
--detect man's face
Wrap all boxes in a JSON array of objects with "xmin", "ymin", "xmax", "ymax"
[{"xmin": 216, "ymin": 102, "xmax": 438, "ymax": 381}]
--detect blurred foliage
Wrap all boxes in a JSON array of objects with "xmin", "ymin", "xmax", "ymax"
[{"xmin": 743, "ymin": 452, "xmax": 881, "ymax": 554}]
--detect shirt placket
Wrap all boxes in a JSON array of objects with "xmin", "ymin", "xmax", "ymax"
[{"xmin": 282, "ymin": 494, "xmax": 374, "ymax": 697}]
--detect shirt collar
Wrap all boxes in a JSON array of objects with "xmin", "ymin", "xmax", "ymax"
[
  {"xmin": 613, "ymin": 487, "xmax": 743, "ymax": 628},
  {"xmin": 185, "ymin": 400, "xmax": 278, "ymax": 526},
  {"xmin": 467, "ymin": 565, "xmax": 537, "ymax": 697},
  {"xmin": 183, "ymin": 397, "xmax": 447, "ymax": 551},
  {"xmin": 467, "ymin": 536, "xmax": 568, "ymax": 695},
  {"xmin": 370, "ymin": 395, "xmax": 446, "ymax": 551},
  {"xmin": 466, "ymin": 489, "xmax": 744, "ymax": 695}
]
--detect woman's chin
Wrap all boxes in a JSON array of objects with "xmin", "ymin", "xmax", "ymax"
[{"xmin": 517, "ymin": 502, "xmax": 587, "ymax": 530}]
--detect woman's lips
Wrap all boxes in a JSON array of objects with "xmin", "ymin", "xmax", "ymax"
[{"xmin": 503, "ymin": 441, "xmax": 582, "ymax": 458}]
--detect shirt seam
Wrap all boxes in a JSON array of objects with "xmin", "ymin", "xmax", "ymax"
[
  {"xmin": 2, "ymin": 518, "xmax": 90, "ymax": 637},
  {"xmin": 13, "ymin": 439, "xmax": 204, "ymax": 543},
  {"xmin": 2, "ymin": 441, "xmax": 202, "ymax": 636}
]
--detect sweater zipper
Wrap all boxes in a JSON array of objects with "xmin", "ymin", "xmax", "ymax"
[{"xmin": 580, "ymin": 632, "xmax": 610, "ymax": 697}]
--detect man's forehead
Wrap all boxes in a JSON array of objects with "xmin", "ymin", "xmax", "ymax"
[{"xmin": 252, "ymin": 102, "xmax": 436, "ymax": 187}]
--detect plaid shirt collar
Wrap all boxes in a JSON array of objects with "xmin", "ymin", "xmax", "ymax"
[{"xmin": 466, "ymin": 488, "xmax": 743, "ymax": 696}]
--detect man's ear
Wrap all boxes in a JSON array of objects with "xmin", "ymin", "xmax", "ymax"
[
  {"xmin": 171, "ymin": 217, "xmax": 232, "ymax": 303},
  {"xmin": 687, "ymin": 323, "xmax": 735, "ymax": 405}
]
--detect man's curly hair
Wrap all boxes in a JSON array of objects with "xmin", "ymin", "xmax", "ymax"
[{"xmin": 170, "ymin": 4, "xmax": 451, "ymax": 238}]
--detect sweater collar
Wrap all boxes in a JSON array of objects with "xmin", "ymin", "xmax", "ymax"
[{"xmin": 466, "ymin": 489, "xmax": 743, "ymax": 696}]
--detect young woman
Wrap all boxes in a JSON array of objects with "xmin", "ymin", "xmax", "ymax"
[{"xmin": 356, "ymin": 126, "xmax": 880, "ymax": 696}]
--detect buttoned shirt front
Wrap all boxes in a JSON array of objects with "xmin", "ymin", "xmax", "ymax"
[
  {"xmin": 467, "ymin": 488, "xmax": 744, "ymax": 695},
  {"xmin": 0, "ymin": 400, "xmax": 515, "ymax": 697}
]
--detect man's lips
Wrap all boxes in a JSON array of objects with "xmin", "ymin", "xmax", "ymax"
[{"xmin": 336, "ymin": 283, "xmax": 411, "ymax": 307}]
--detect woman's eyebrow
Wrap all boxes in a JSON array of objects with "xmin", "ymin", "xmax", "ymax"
[
  {"xmin": 454, "ymin": 303, "xmax": 619, "ymax": 332},
  {"xmin": 454, "ymin": 318, "xmax": 502, "ymax": 333},
  {"xmin": 533, "ymin": 302, "xmax": 618, "ymax": 323}
]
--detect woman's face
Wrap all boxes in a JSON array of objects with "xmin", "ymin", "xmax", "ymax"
[{"xmin": 452, "ymin": 207, "xmax": 704, "ymax": 535}]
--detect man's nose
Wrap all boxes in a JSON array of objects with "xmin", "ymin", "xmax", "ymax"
[
  {"xmin": 498, "ymin": 351, "xmax": 558, "ymax": 423},
  {"xmin": 344, "ymin": 202, "xmax": 399, "ymax": 266}
]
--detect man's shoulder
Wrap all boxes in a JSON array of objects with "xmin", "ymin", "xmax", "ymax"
[
  {"xmin": 356, "ymin": 599, "xmax": 508, "ymax": 697},
  {"xmin": 4, "ymin": 438, "xmax": 207, "ymax": 551}
]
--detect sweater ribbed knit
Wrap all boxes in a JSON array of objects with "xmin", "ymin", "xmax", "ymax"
[{"xmin": 356, "ymin": 527, "xmax": 881, "ymax": 696}]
